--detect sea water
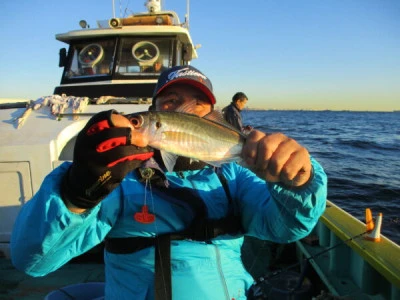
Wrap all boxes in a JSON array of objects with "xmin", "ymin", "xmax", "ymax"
[{"xmin": 243, "ymin": 110, "xmax": 400, "ymax": 245}]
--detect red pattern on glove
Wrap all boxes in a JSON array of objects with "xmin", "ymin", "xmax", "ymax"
[{"xmin": 61, "ymin": 110, "xmax": 154, "ymax": 208}]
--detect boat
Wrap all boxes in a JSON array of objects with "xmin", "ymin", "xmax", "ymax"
[
  {"xmin": 0, "ymin": 0, "xmax": 197, "ymax": 258},
  {"xmin": 1, "ymin": 1, "xmax": 399, "ymax": 299}
]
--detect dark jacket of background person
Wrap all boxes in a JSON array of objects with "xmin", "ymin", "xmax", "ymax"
[
  {"xmin": 223, "ymin": 92, "xmax": 249, "ymax": 131},
  {"xmin": 223, "ymin": 102, "xmax": 243, "ymax": 130}
]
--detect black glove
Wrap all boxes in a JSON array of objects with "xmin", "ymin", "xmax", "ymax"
[{"xmin": 61, "ymin": 109, "xmax": 154, "ymax": 209}]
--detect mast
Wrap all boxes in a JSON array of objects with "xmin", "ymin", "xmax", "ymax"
[
  {"xmin": 185, "ymin": 0, "xmax": 190, "ymax": 29},
  {"xmin": 112, "ymin": 0, "xmax": 116, "ymax": 18}
]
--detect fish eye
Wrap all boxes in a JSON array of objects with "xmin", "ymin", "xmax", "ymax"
[{"xmin": 129, "ymin": 115, "xmax": 144, "ymax": 128}]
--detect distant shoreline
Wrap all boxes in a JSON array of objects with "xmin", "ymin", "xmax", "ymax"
[
  {"xmin": 1, "ymin": 98, "xmax": 398, "ymax": 113},
  {"xmin": 239, "ymin": 108, "xmax": 400, "ymax": 113}
]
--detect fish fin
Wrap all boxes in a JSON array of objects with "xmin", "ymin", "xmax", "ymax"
[
  {"xmin": 160, "ymin": 150, "xmax": 178, "ymax": 172},
  {"xmin": 175, "ymin": 102, "xmax": 199, "ymax": 115},
  {"xmin": 189, "ymin": 158, "xmax": 200, "ymax": 164},
  {"xmin": 203, "ymin": 110, "xmax": 226, "ymax": 123},
  {"xmin": 175, "ymin": 103, "xmax": 225, "ymax": 125},
  {"xmin": 204, "ymin": 110, "xmax": 247, "ymax": 136},
  {"xmin": 203, "ymin": 161, "xmax": 223, "ymax": 168},
  {"xmin": 236, "ymin": 158, "xmax": 249, "ymax": 169},
  {"xmin": 174, "ymin": 103, "xmax": 232, "ymax": 128},
  {"xmin": 204, "ymin": 157, "xmax": 239, "ymax": 167},
  {"xmin": 175, "ymin": 104, "xmax": 245, "ymax": 137},
  {"xmin": 205, "ymin": 156, "xmax": 245, "ymax": 168}
]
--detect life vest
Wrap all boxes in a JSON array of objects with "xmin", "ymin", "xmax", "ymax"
[{"xmin": 105, "ymin": 166, "xmax": 243, "ymax": 300}]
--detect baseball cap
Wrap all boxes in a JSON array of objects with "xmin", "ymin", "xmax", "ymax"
[{"xmin": 152, "ymin": 65, "xmax": 216, "ymax": 105}]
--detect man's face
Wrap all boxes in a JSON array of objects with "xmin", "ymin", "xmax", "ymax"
[
  {"xmin": 154, "ymin": 62, "xmax": 162, "ymax": 71},
  {"xmin": 154, "ymin": 83, "xmax": 212, "ymax": 117},
  {"xmin": 237, "ymin": 98, "xmax": 248, "ymax": 110}
]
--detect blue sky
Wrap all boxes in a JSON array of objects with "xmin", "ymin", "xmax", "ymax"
[{"xmin": 1, "ymin": 0, "xmax": 399, "ymax": 111}]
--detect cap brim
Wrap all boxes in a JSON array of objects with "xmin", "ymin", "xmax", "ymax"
[{"xmin": 155, "ymin": 78, "xmax": 216, "ymax": 105}]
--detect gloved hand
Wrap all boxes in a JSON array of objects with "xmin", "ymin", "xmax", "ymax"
[{"xmin": 61, "ymin": 109, "xmax": 154, "ymax": 209}]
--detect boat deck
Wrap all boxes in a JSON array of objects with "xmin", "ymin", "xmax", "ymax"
[
  {"xmin": 0, "ymin": 258, "xmax": 105, "ymax": 300},
  {"xmin": 0, "ymin": 239, "xmax": 293, "ymax": 299}
]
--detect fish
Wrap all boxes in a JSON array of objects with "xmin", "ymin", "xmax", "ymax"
[{"xmin": 122, "ymin": 110, "xmax": 247, "ymax": 172}]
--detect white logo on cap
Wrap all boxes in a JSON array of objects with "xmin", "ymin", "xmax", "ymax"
[{"xmin": 167, "ymin": 67, "xmax": 208, "ymax": 82}]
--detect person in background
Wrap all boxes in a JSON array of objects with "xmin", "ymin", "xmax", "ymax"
[
  {"xmin": 11, "ymin": 65, "xmax": 327, "ymax": 299},
  {"xmin": 154, "ymin": 59, "xmax": 167, "ymax": 73},
  {"xmin": 146, "ymin": 58, "xmax": 167, "ymax": 73},
  {"xmin": 222, "ymin": 92, "xmax": 253, "ymax": 133},
  {"xmin": 97, "ymin": 62, "xmax": 110, "ymax": 75}
]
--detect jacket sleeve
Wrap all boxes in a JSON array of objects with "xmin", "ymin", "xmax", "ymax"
[
  {"xmin": 225, "ymin": 157, "xmax": 327, "ymax": 243},
  {"xmin": 10, "ymin": 162, "xmax": 119, "ymax": 277}
]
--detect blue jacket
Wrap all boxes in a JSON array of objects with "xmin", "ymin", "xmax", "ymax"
[{"xmin": 11, "ymin": 158, "xmax": 327, "ymax": 300}]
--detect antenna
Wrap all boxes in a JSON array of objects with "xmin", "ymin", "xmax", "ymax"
[
  {"xmin": 112, "ymin": 0, "xmax": 116, "ymax": 18},
  {"xmin": 185, "ymin": 0, "xmax": 190, "ymax": 29}
]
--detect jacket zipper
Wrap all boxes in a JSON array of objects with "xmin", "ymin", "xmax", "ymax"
[
  {"xmin": 213, "ymin": 243, "xmax": 230, "ymax": 300},
  {"xmin": 186, "ymin": 170, "xmax": 231, "ymax": 299}
]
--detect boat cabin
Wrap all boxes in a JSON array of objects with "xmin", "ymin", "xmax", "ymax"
[{"xmin": 54, "ymin": 8, "xmax": 198, "ymax": 100}]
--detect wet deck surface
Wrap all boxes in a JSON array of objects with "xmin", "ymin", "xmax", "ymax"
[{"xmin": 0, "ymin": 258, "xmax": 105, "ymax": 300}]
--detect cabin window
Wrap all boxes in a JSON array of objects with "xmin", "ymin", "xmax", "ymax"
[
  {"xmin": 116, "ymin": 38, "xmax": 172, "ymax": 75},
  {"xmin": 65, "ymin": 39, "xmax": 115, "ymax": 79}
]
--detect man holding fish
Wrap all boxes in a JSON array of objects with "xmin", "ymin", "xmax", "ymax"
[{"xmin": 11, "ymin": 66, "xmax": 327, "ymax": 299}]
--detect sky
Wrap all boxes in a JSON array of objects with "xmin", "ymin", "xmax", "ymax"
[{"xmin": 0, "ymin": 0, "xmax": 399, "ymax": 111}]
